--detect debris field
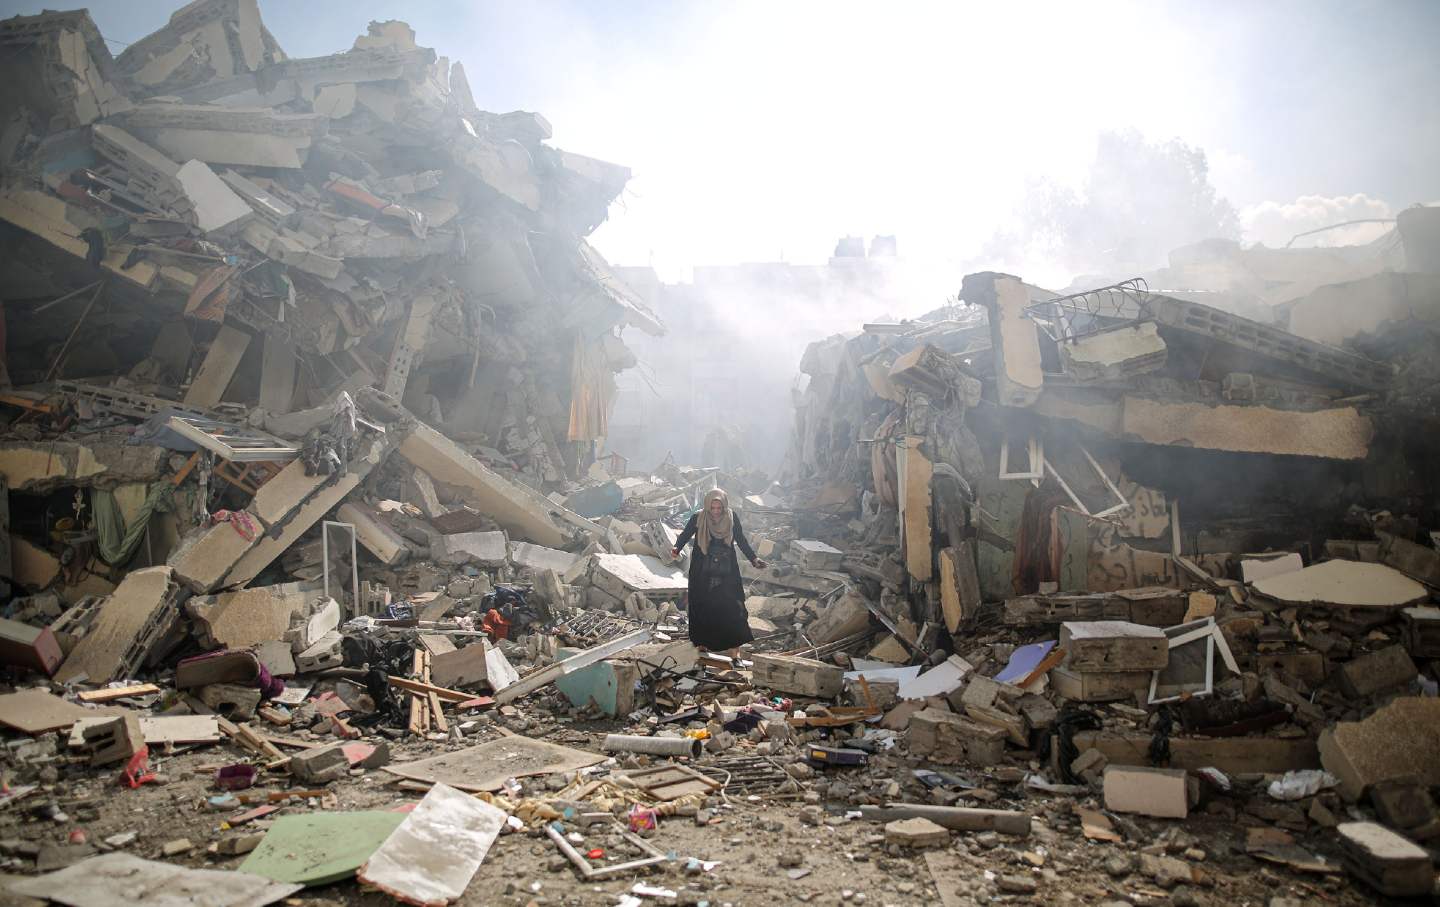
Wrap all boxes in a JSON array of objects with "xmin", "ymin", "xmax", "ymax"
[{"xmin": 0, "ymin": 2, "xmax": 1439, "ymax": 907}]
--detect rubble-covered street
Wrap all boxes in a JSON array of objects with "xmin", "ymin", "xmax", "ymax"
[{"xmin": 0, "ymin": 2, "xmax": 1439, "ymax": 906}]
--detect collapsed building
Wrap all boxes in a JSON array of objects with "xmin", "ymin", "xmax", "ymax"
[{"xmin": 0, "ymin": 2, "xmax": 665, "ymax": 612}]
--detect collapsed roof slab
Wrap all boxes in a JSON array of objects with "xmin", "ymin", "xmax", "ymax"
[
  {"xmin": 0, "ymin": 440, "xmax": 167, "ymax": 492},
  {"xmin": 1120, "ymin": 396, "xmax": 1373, "ymax": 460},
  {"xmin": 168, "ymin": 434, "xmax": 388, "ymax": 593},
  {"xmin": 0, "ymin": 189, "xmax": 158, "ymax": 289},
  {"xmin": 1147, "ymin": 293, "xmax": 1391, "ymax": 392},
  {"xmin": 1251, "ymin": 559, "xmax": 1428, "ymax": 612},
  {"xmin": 397, "ymin": 422, "xmax": 598, "ymax": 549}
]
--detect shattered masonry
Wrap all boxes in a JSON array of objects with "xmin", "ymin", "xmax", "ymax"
[{"xmin": 0, "ymin": 1, "xmax": 1438, "ymax": 904}]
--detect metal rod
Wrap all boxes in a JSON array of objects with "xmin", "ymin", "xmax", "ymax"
[
  {"xmin": 44, "ymin": 282, "xmax": 104, "ymax": 382},
  {"xmin": 29, "ymin": 280, "xmax": 102, "ymax": 314}
]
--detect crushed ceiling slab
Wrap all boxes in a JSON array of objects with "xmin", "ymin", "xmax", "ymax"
[
  {"xmin": 1120, "ymin": 397, "xmax": 1373, "ymax": 460},
  {"xmin": 398, "ymin": 422, "xmax": 597, "ymax": 549},
  {"xmin": 0, "ymin": 440, "xmax": 167, "ymax": 491},
  {"xmin": 1251, "ymin": 559, "xmax": 1428, "ymax": 612}
]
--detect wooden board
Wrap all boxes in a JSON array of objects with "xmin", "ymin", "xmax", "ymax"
[
  {"xmin": 382, "ymin": 736, "xmax": 605, "ymax": 792},
  {"xmin": 76, "ymin": 684, "xmax": 161, "ymax": 703}
]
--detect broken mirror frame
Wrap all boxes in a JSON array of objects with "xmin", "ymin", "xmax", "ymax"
[{"xmin": 1147, "ymin": 616, "xmax": 1240, "ymax": 704}]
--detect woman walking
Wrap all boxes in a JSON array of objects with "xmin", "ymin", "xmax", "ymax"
[{"xmin": 670, "ymin": 489, "xmax": 766, "ymax": 658}]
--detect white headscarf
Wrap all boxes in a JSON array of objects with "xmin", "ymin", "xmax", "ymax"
[{"xmin": 696, "ymin": 488, "xmax": 734, "ymax": 554}]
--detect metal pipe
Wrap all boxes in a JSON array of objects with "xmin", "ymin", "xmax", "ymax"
[{"xmin": 602, "ymin": 734, "xmax": 703, "ymax": 758}]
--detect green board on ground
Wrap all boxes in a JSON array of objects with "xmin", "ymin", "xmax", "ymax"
[{"xmin": 239, "ymin": 811, "xmax": 406, "ymax": 886}]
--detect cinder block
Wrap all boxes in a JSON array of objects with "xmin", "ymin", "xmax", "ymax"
[
  {"xmin": 289, "ymin": 742, "xmax": 349, "ymax": 783},
  {"xmin": 907, "ymin": 708, "xmax": 1006, "ymax": 765},
  {"xmin": 1103, "ymin": 765, "xmax": 1196, "ymax": 819},
  {"xmin": 1060, "ymin": 621, "xmax": 1168, "ymax": 671},
  {"xmin": 1337, "ymin": 645, "xmax": 1416, "ymax": 698}
]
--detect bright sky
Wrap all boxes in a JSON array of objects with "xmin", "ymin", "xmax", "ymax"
[{"xmin": 6, "ymin": 0, "xmax": 1439, "ymax": 282}]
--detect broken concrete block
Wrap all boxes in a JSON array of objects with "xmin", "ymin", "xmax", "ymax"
[
  {"xmin": 1336, "ymin": 821, "xmax": 1434, "ymax": 897},
  {"xmin": 789, "ymin": 539, "xmax": 843, "ymax": 571},
  {"xmin": 1103, "ymin": 765, "xmax": 1196, "ymax": 819},
  {"xmin": 335, "ymin": 503, "xmax": 409, "ymax": 566},
  {"xmin": 1378, "ymin": 533, "xmax": 1440, "ymax": 586},
  {"xmin": 56, "ymin": 567, "xmax": 179, "ymax": 684},
  {"xmin": 1060, "ymin": 621, "xmax": 1168, "ymax": 671},
  {"xmin": 1138, "ymin": 852, "xmax": 1197, "ymax": 889},
  {"xmin": 436, "ymin": 530, "xmax": 508, "ymax": 567},
  {"xmin": 1239, "ymin": 552, "xmax": 1303, "ymax": 584},
  {"xmin": 0, "ymin": 617, "xmax": 63, "ymax": 676},
  {"xmin": 966, "ymin": 272, "xmax": 1043, "ymax": 407},
  {"xmin": 938, "ymin": 543, "xmax": 981, "ymax": 633},
  {"xmin": 175, "ymin": 159, "xmax": 252, "ymax": 233},
  {"xmin": 1336, "ymin": 645, "xmax": 1416, "ymax": 698},
  {"xmin": 1049, "ymin": 666, "xmax": 1152, "ymax": 702},
  {"xmin": 907, "ymin": 708, "xmax": 1006, "ymax": 765},
  {"xmin": 294, "ymin": 631, "xmax": 344, "ymax": 673},
  {"xmin": 198, "ymin": 683, "xmax": 261, "ymax": 720},
  {"xmin": 1060, "ymin": 321, "xmax": 1167, "ymax": 381},
  {"xmin": 1400, "ymin": 605, "xmax": 1440, "ymax": 658},
  {"xmin": 68, "ymin": 714, "xmax": 143, "ymax": 766},
  {"xmin": 288, "ymin": 743, "xmax": 349, "ymax": 783},
  {"xmin": 1251, "ymin": 559, "xmax": 1428, "ymax": 613},
  {"xmin": 750, "ymin": 653, "xmax": 843, "ymax": 698},
  {"xmin": 1369, "ymin": 778, "xmax": 1440, "ymax": 840},
  {"xmin": 509, "ymin": 542, "xmax": 578, "ymax": 575},
  {"xmin": 885, "ymin": 817, "xmax": 949, "ymax": 848},
  {"xmin": 804, "ymin": 590, "xmax": 872, "ymax": 646},
  {"xmin": 399, "ymin": 422, "xmax": 596, "ymax": 548},
  {"xmin": 186, "ymin": 583, "xmax": 312, "ymax": 650},
  {"xmin": 1319, "ymin": 697, "xmax": 1440, "ymax": 800},
  {"xmin": 1048, "ymin": 665, "xmax": 1146, "ymax": 708},
  {"xmin": 589, "ymin": 553, "xmax": 686, "ymax": 601}
]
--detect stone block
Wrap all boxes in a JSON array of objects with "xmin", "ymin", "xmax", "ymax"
[
  {"xmin": 1103, "ymin": 765, "xmax": 1196, "ymax": 819},
  {"xmin": 1060, "ymin": 620, "xmax": 1168, "ymax": 671},
  {"xmin": 750, "ymin": 653, "xmax": 843, "ymax": 698},
  {"xmin": 1049, "ymin": 665, "xmax": 1151, "ymax": 702},
  {"xmin": 907, "ymin": 707, "xmax": 1006, "ymax": 765},
  {"xmin": 885, "ymin": 817, "xmax": 949, "ymax": 848},
  {"xmin": 1336, "ymin": 821, "xmax": 1434, "ymax": 897},
  {"xmin": 1320, "ymin": 698, "xmax": 1440, "ymax": 799},
  {"xmin": 288, "ymin": 742, "xmax": 349, "ymax": 783},
  {"xmin": 1336, "ymin": 645, "xmax": 1416, "ymax": 698}
]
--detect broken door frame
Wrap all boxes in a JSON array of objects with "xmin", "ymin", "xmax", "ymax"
[{"xmin": 321, "ymin": 520, "xmax": 360, "ymax": 615}]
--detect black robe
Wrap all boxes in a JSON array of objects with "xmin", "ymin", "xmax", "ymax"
[{"xmin": 674, "ymin": 511, "xmax": 756, "ymax": 651}]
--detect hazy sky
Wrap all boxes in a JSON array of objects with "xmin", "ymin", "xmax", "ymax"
[{"xmin": 6, "ymin": 0, "xmax": 1438, "ymax": 281}]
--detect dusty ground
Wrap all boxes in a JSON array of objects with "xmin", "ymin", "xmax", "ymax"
[{"xmin": 0, "ymin": 701, "xmax": 1396, "ymax": 907}]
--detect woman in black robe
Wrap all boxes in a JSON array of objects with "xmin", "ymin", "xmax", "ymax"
[{"xmin": 670, "ymin": 489, "xmax": 766, "ymax": 656}]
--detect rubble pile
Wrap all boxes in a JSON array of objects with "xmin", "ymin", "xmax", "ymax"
[{"xmin": 0, "ymin": 2, "xmax": 1438, "ymax": 904}]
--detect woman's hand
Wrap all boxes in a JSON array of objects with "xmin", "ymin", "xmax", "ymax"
[
  {"xmin": 669, "ymin": 547, "xmax": 680, "ymax": 560},
  {"xmin": 751, "ymin": 558, "xmax": 767, "ymax": 569}
]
